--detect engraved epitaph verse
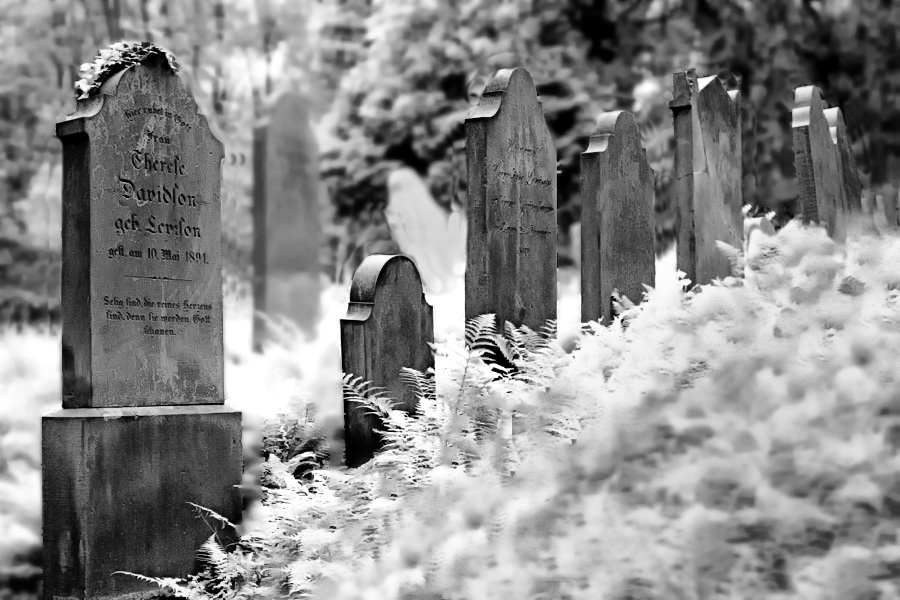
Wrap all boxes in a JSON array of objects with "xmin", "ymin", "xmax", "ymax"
[
  {"xmin": 492, "ymin": 141, "xmax": 555, "ymax": 258},
  {"xmin": 67, "ymin": 59, "xmax": 226, "ymax": 407},
  {"xmin": 101, "ymin": 124, "xmax": 215, "ymax": 338}
]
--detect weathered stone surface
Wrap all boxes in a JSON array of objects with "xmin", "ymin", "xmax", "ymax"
[
  {"xmin": 465, "ymin": 67, "xmax": 557, "ymax": 331},
  {"xmin": 56, "ymin": 54, "xmax": 224, "ymax": 408},
  {"xmin": 252, "ymin": 92, "xmax": 322, "ymax": 350},
  {"xmin": 670, "ymin": 70, "xmax": 743, "ymax": 287},
  {"xmin": 580, "ymin": 110, "xmax": 655, "ymax": 325},
  {"xmin": 42, "ymin": 405, "xmax": 242, "ymax": 600},
  {"xmin": 824, "ymin": 107, "xmax": 862, "ymax": 213},
  {"xmin": 792, "ymin": 86, "xmax": 847, "ymax": 240},
  {"xmin": 340, "ymin": 255, "xmax": 434, "ymax": 468}
]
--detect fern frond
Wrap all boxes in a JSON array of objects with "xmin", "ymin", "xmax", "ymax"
[
  {"xmin": 538, "ymin": 319, "xmax": 558, "ymax": 341},
  {"xmin": 112, "ymin": 572, "xmax": 193, "ymax": 598},
  {"xmin": 342, "ymin": 373, "xmax": 390, "ymax": 406},
  {"xmin": 465, "ymin": 313, "xmax": 497, "ymax": 347},
  {"xmin": 188, "ymin": 502, "xmax": 237, "ymax": 531},
  {"xmin": 399, "ymin": 367, "xmax": 436, "ymax": 402},
  {"xmin": 715, "ymin": 240, "xmax": 744, "ymax": 278}
]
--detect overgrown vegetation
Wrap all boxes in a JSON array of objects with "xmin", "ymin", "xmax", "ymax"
[{"xmin": 89, "ymin": 219, "xmax": 900, "ymax": 600}]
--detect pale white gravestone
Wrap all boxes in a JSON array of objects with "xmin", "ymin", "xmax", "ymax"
[{"xmin": 385, "ymin": 167, "xmax": 458, "ymax": 295}]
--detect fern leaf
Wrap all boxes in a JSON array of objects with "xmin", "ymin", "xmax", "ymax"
[
  {"xmin": 188, "ymin": 502, "xmax": 237, "ymax": 530},
  {"xmin": 465, "ymin": 313, "xmax": 497, "ymax": 347},
  {"xmin": 715, "ymin": 240, "xmax": 744, "ymax": 277}
]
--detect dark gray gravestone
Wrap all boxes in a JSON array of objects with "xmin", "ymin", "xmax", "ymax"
[
  {"xmin": 252, "ymin": 92, "xmax": 322, "ymax": 351},
  {"xmin": 46, "ymin": 50, "xmax": 241, "ymax": 600},
  {"xmin": 792, "ymin": 86, "xmax": 846, "ymax": 240},
  {"xmin": 465, "ymin": 67, "xmax": 557, "ymax": 332},
  {"xmin": 823, "ymin": 106, "xmax": 872, "ymax": 236},
  {"xmin": 56, "ymin": 56, "xmax": 223, "ymax": 408},
  {"xmin": 340, "ymin": 254, "xmax": 434, "ymax": 468},
  {"xmin": 670, "ymin": 69, "xmax": 743, "ymax": 287},
  {"xmin": 580, "ymin": 111, "xmax": 655, "ymax": 325},
  {"xmin": 824, "ymin": 107, "xmax": 862, "ymax": 214}
]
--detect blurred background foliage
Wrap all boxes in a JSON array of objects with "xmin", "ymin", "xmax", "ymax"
[{"xmin": 1, "ymin": 0, "xmax": 898, "ymax": 323}]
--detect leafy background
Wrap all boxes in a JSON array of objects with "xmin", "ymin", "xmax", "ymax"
[{"xmin": 4, "ymin": 0, "xmax": 900, "ymax": 321}]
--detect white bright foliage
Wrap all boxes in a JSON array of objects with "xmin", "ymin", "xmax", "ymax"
[{"xmin": 7, "ymin": 217, "xmax": 900, "ymax": 598}]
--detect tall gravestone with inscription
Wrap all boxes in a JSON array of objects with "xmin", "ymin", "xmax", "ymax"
[
  {"xmin": 669, "ymin": 69, "xmax": 743, "ymax": 287},
  {"xmin": 580, "ymin": 111, "xmax": 655, "ymax": 325},
  {"xmin": 465, "ymin": 67, "xmax": 557, "ymax": 332},
  {"xmin": 44, "ymin": 47, "xmax": 242, "ymax": 600},
  {"xmin": 252, "ymin": 92, "xmax": 322, "ymax": 351}
]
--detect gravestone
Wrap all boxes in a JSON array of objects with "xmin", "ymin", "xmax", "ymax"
[
  {"xmin": 580, "ymin": 111, "xmax": 655, "ymax": 325},
  {"xmin": 792, "ymin": 86, "xmax": 849, "ymax": 240},
  {"xmin": 46, "ymin": 48, "xmax": 242, "ymax": 600},
  {"xmin": 340, "ymin": 254, "xmax": 434, "ymax": 468},
  {"xmin": 824, "ymin": 107, "xmax": 862, "ymax": 213},
  {"xmin": 465, "ymin": 67, "xmax": 557, "ymax": 332},
  {"xmin": 669, "ymin": 69, "xmax": 743, "ymax": 287},
  {"xmin": 385, "ymin": 168, "xmax": 457, "ymax": 295},
  {"xmin": 252, "ymin": 92, "xmax": 321, "ymax": 350},
  {"xmin": 825, "ymin": 106, "xmax": 870, "ymax": 235}
]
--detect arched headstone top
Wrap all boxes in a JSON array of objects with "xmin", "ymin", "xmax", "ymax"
[
  {"xmin": 584, "ymin": 110, "xmax": 639, "ymax": 154},
  {"xmin": 466, "ymin": 67, "xmax": 545, "ymax": 122},
  {"xmin": 791, "ymin": 85, "xmax": 825, "ymax": 129},
  {"xmin": 823, "ymin": 107, "xmax": 842, "ymax": 144},
  {"xmin": 348, "ymin": 254, "xmax": 427, "ymax": 306}
]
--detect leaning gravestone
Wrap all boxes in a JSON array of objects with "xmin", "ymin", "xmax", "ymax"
[
  {"xmin": 340, "ymin": 254, "xmax": 434, "ymax": 468},
  {"xmin": 45, "ymin": 45, "xmax": 242, "ymax": 599},
  {"xmin": 252, "ymin": 92, "xmax": 321, "ymax": 350},
  {"xmin": 792, "ymin": 86, "xmax": 850, "ymax": 240},
  {"xmin": 669, "ymin": 69, "xmax": 743, "ymax": 287},
  {"xmin": 580, "ymin": 111, "xmax": 655, "ymax": 325},
  {"xmin": 385, "ymin": 168, "xmax": 456, "ymax": 295},
  {"xmin": 465, "ymin": 67, "xmax": 557, "ymax": 332}
]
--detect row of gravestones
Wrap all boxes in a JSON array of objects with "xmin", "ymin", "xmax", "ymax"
[{"xmin": 42, "ymin": 50, "xmax": 868, "ymax": 600}]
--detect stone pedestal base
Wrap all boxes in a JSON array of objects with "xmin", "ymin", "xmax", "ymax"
[{"xmin": 42, "ymin": 405, "xmax": 242, "ymax": 600}]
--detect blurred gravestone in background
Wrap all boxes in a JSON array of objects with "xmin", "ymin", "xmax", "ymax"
[
  {"xmin": 4, "ymin": 0, "xmax": 900, "ymax": 328},
  {"xmin": 252, "ymin": 92, "xmax": 322, "ymax": 350},
  {"xmin": 385, "ymin": 168, "xmax": 461, "ymax": 296}
]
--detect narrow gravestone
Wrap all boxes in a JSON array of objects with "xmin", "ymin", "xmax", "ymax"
[
  {"xmin": 825, "ymin": 106, "xmax": 870, "ymax": 235},
  {"xmin": 580, "ymin": 111, "xmax": 655, "ymax": 325},
  {"xmin": 792, "ymin": 86, "xmax": 847, "ymax": 240},
  {"xmin": 824, "ymin": 107, "xmax": 862, "ymax": 213},
  {"xmin": 340, "ymin": 254, "xmax": 434, "ymax": 468},
  {"xmin": 252, "ymin": 92, "xmax": 321, "ymax": 350},
  {"xmin": 669, "ymin": 69, "xmax": 743, "ymax": 287},
  {"xmin": 46, "ymin": 47, "xmax": 242, "ymax": 599},
  {"xmin": 465, "ymin": 67, "xmax": 557, "ymax": 332}
]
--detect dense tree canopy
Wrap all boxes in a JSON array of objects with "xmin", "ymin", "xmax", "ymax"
[{"xmin": 1, "ymin": 0, "xmax": 898, "ymax": 319}]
